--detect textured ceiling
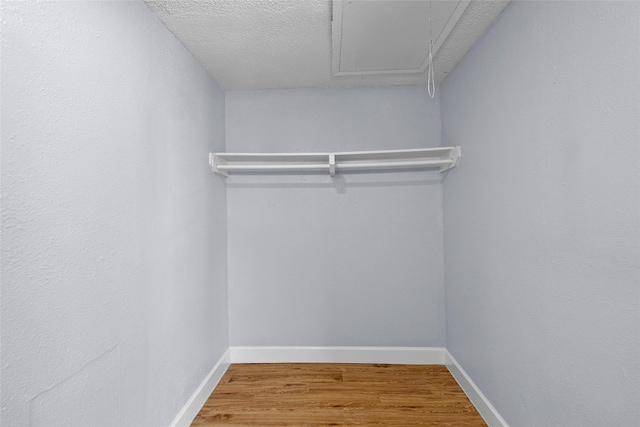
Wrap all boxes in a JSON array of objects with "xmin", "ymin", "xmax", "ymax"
[{"xmin": 144, "ymin": 0, "xmax": 510, "ymax": 91}]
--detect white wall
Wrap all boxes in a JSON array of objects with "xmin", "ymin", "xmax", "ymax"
[
  {"xmin": 1, "ymin": 2, "xmax": 227, "ymax": 426},
  {"xmin": 226, "ymin": 87, "xmax": 445, "ymax": 347},
  {"xmin": 441, "ymin": 1, "xmax": 639, "ymax": 426}
]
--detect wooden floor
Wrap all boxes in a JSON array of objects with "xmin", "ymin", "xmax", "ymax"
[{"xmin": 192, "ymin": 363, "xmax": 487, "ymax": 426}]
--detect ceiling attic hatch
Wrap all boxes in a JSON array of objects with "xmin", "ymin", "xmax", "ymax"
[{"xmin": 332, "ymin": 0, "xmax": 470, "ymax": 76}]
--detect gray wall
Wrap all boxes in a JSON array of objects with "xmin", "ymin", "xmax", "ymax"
[
  {"xmin": 1, "ymin": 2, "xmax": 228, "ymax": 426},
  {"xmin": 226, "ymin": 87, "xmax": 445, "ymax": 347},
  {"xmin": 441, "ymin": 1, "xmax": 640, "ymax": 426}
]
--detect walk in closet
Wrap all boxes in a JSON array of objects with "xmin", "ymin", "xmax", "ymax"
[{"xmin": 2, "ymin": 1, "xmax": 638, "ymax": 427}]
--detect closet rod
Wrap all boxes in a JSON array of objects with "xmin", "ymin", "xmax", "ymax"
[
  {"xmin": 338, "ymin": 159, "xmax": 453, "ymax": 169},
  {"xmin": 215, "ymin": 159, "xmax": 452, "ymax": 172},
  {"xmin": 216, "ymin": 164, "xmax": 329, "ymax": 171}
]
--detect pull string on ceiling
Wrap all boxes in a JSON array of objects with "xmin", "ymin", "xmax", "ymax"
[{"xmin": 427, "ymin": 0, "xmax": 436, "ymax": 98}]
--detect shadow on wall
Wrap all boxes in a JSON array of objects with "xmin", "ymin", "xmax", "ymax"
[{"xmin": 224, "ymin": 171, "xmax": 443, "ymax": 194}]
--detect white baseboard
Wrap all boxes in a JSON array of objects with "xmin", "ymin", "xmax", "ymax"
[
  {"xmin": 170, "ymin": 347, "xmax": 507, "ymax": 427},
  {"xmin": 169, "ymin": 348, "xmax": 231, "ymax": 427},
  {"xmin": 229, "ymin": 346, "xmax": 446, "ymax": 365},
  {"xmin": 445, "ymin": 350, "xmax": 509, "ymax": 427}
]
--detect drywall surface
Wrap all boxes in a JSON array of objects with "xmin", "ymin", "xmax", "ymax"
[
  {"xmin": 226, "ymin": 86, "xmax": 445, "ymax": 347},
  {"xmin": 441, "ymin": 1, "xmax": 640, "ymax": 426},
  {"xmin": 1, "ymin": 2, "xmax": 227, "ymax": 426}
]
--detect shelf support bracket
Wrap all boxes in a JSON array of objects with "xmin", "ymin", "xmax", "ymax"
[
  {"xmin": 329, "ymin": 153, "xmax": 336, "ymax": 177},
  {"xmin": 210, "ymin": 153, "xmax": 228, "ymax": 176},
  {"xmin": 440, "ymin": 146, "xmax": 461, "ymax": 172}
]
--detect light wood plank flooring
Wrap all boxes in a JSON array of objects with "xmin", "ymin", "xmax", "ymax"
[{"xmin": 192, "ymin": 363, "xmax": 487, "ymax": 426}]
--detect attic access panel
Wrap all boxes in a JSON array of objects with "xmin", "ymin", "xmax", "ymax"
[{"xmin": 332, "ymin": 0, "xmax": 470, "ymax": 76}]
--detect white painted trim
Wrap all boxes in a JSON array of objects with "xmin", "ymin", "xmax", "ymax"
[
  {"xmin": 169, "ymin": 349, "xmax": 231, "ymax": 427},
  {"xmin": 445, "ymin": 351, "xmax": 509, "ymax": 427},
  {"xmin": 171, "ymin": 347, "xmax": 507, "ymax": 427},
  {"xmin": 229, "ymin": 346, "xmax": 446, "ymax": 365}
]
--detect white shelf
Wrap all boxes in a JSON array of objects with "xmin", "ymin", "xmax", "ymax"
[{"xmin": 209, "ymin": 147, "xmax": 461, "ymax": 177}]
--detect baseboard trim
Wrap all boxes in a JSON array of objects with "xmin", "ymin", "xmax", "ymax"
[
  {"xmin": 169, "ymin": 348, "xmax": 231, "ymax": 427},
  {"xmin": 445, "ymin": 350, "xmax": 509, "ymax": 427},
  {"xmin": 229, "ymin": 346, "xmax": 446, "ymax": 365},
  {"xmin": 170, "ymin": 347, "xmax": 507, "ymax": 427}
]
